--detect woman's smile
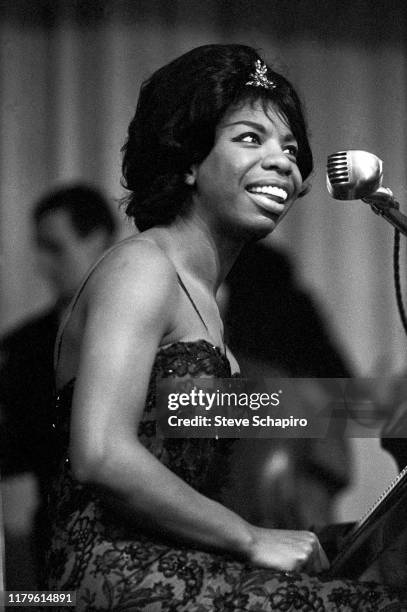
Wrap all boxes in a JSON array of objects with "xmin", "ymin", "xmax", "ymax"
[
  {"xmin": 244, "ymin": 182, "xmax": 288, "ymax": 217},
  {"xmin": 245, "ymin": 184, "xmax": 288, "ymax": 202}
]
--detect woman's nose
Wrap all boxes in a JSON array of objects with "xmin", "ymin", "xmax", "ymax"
[{"xmin": 261, "ymin": 149, "xmax": 292, "ymax": 174}]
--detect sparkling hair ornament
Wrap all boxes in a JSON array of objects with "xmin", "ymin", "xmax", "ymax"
[{"xmin": 245, "ymin": 59, "xmax": 277, "ymax": 90}]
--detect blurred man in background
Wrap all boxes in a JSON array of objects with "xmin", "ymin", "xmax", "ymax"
[{"xmin": 0, "ymin": 184, "xmax": 117, "ymax": 588}]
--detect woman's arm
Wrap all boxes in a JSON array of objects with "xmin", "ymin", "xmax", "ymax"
[{"xmin": 68, "ymin": 240, "xmax": 328, "ymax": 573}]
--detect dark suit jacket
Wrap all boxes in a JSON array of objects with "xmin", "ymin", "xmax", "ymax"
[{"xmin": 0, "ymin": 307, "xmax": 59, "ymax": 493}]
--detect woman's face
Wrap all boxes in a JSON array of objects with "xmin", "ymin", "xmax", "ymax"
[{"xmin": 189, "ymin": 100, "xmax": 304, "ymax": 238}]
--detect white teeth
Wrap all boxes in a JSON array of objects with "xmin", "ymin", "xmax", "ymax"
[{"xmin": 247, "ymin": 185, "xmax": 288, "ymax": 201}]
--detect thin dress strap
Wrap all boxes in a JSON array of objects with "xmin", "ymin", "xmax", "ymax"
[
  {"xmin": 54, "ymin": 268, "xmax": 95, "ymax": 373},
  {"xmin": 176, "ymin": 273, "xmax": 226, "ymax": 356},
  {"xmin": 54, "ymin": 239, "xmax": 128, "ymax": 373},
  {"xmin": 176, "ymin": 273, "xmax": 208, "ymax": 331}
]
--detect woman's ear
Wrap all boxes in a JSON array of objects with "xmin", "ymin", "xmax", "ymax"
[{"xmin": 185, "ymin": 166, "xmax": 197, "ymax": 187}]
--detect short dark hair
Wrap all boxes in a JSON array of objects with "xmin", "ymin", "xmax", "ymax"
[
  {"xmin": 122, "ymin": 44, "xmax": 313, "ymax": 231},
  {"xmin": 33, "ymin": 184, "xmax": 116, "ymax": 237}
]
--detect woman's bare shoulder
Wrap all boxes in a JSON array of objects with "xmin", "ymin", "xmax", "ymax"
[
  {"xmin": 97, "ymin": 234, "xmax": 174, "ymax": 273},
  {"xmin": 85, "ymin": 235, "xmax": 178, "ymax": 302},
  {"xmin": 56, "ymin": 236, "xmax": 178, "ymax": 384}
]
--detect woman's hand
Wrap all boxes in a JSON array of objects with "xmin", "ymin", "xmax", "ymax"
[{"xmin": 246, "ymin": 526, "xmax": 330, "ymax": 573}]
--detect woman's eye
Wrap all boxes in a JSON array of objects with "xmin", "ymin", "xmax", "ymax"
[
  {"xmin": 237, "ymin": 133, "xmax": 261, "ymax": 144},
  {"xmin": 284, "ymin": 145, "xmax": 298, "ymax": 159}
]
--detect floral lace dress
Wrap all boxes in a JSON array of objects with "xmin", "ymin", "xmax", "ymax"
[{"xmin": 46, "ymin": 340, "xmax": 406, "ymax": 611}]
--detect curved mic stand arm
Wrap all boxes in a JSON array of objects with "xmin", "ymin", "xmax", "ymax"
[
  {"xmin": 362, "ymin": 192, "xmax": 407, "ymax": 237},
  {"xmin": 362, "ymin": 190, "xmax": 407, "ymax": 335}
]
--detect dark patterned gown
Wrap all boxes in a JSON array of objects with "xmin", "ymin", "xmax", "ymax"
[{"xmin": 46, "ymin": 340, "xmax": 406, "ymax": 611}]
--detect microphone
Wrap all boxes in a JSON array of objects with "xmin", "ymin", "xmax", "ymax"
[
  {"xmin": 326, "ymin": 150, "xmax": 407, "ymax": 236},
  {"xmin": 326, "ymin": 150, "xmax": 394, "ymax": 204}
]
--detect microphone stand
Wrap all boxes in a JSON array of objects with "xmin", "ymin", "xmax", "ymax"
[
  {"xmin": 362, "ymin": 188, "xmax": 407, "ymax": 237},
  {"xmin": 362, "ymin": 188, "xmax": 407, "ymax": 336}
]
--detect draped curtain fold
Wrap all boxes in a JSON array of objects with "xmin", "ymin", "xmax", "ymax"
[{"xmin": 1, "ymin": 0, "xmax": 407, "ymax": 376}]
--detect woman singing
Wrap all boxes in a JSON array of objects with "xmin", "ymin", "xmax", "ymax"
[{"xmin": 46, "ymin": 44, "xmax": 406, "ymax": 610}]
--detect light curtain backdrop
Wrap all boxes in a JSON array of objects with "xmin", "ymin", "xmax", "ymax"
[
  {"xmin": 1, "ymin": 1, "xmax": 407, "ymax": 520},
  {"xmin": 1, "ymin": 0, "xmax": 407, "ymax": 376}
]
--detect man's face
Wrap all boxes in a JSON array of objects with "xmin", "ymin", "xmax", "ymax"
[{"xmin": 35, "ymin": 209, "xmax": 105, "ymax": 304}]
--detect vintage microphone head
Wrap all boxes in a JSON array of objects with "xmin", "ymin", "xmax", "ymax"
[{"xmin": 326, "ymin": 150, "xmax": 383, "ymax": 200}]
